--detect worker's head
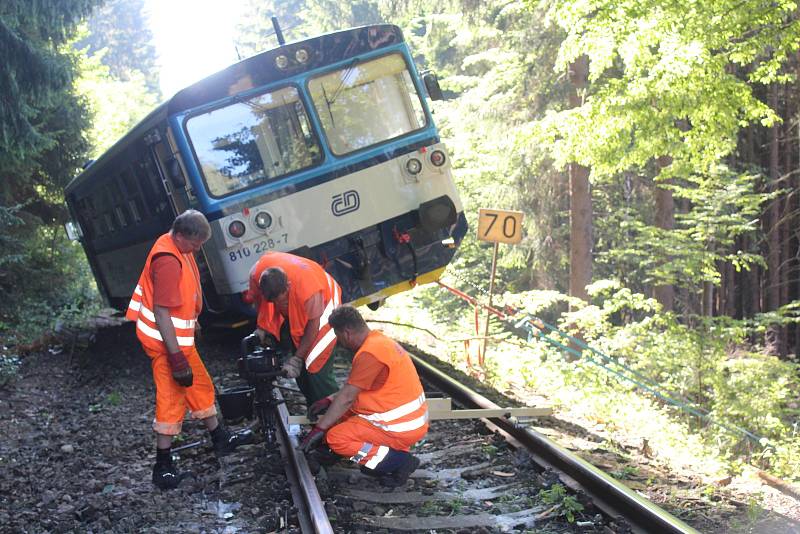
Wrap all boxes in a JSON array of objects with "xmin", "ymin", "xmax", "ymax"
[
  {"xmin": 172, "ymin": 209, "xmax": 211, "ymax": 253},
  {"xmin": 259, "ymin": 267, "xmax": 290, "ymax": 308},
  {"xmin": 328, "ymin": 305, "xmax": 369, "ymax": 351}
]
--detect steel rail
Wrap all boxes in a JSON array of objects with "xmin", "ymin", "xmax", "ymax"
[
  {"xmin": 273, "ymin": 389, "xmax": 333, "ymax": 534},
  {"xmin": 410, "ymin": 353, "xmax": 700, "ymax": 534}
]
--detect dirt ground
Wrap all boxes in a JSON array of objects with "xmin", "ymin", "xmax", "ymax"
[
  {"xmin": 0, "ymin": 321, "xmax": 297, "ymax": 534},
  {"xmin": 2, "ymin": 317, "xmax": 800, "ymax": 534}
]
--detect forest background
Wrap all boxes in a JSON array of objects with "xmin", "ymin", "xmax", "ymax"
[{"xmin": 1, "ymin": 0, "xmax": 799, "ymax": 481}]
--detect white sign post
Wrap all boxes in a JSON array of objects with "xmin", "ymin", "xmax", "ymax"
[{"xmin": 476, "ymin": 208, "xmax": 524, "ymax": 364}]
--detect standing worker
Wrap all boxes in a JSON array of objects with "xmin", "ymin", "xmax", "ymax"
[
  {"xmin": 298, "ymin": 305, "xmax": 427, "ymax": 488},
  {"xmin": 248, "ymin": 251, "xmax": 342, "ymax": 406},
  {"xmin": 126, "ymin": 209, "xmax": 253, "ymax": 490}
]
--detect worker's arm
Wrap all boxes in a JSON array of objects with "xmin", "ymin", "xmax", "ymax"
[
  {"xmin": 154, "ymin": 305, "xmax": 180, "ymax": 354},
  {"xmin": 317, "ymin": 384, "xmax": 360, "ymax": 430}
]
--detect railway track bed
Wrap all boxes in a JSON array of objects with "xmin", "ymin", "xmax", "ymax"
[{"xmin": 3, "ymin": 321, "xmax": 797, "ymax": 533}]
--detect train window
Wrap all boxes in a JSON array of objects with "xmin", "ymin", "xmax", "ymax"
[
  {"xmin": 308, "ymin": 53, "xmax": 427, "ymax": 155},
  {"xmin": 128, "ymin": 198, "xmax": 143, "ymax": 223},
  {"xmin": 185, "ymin": 85, "xmax": 323, "ymax": 197}
]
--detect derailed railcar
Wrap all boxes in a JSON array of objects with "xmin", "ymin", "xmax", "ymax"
[{"xmin": 64, "ymin": 24, "xmax": 467, "ymax": 324}]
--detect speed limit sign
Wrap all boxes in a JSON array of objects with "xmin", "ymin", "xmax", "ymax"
[{"xmin": 477, "ymin": 208, "xmax": 524, "ymax": 244}]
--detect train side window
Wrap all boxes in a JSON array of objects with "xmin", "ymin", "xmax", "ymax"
[
  {"xmin": 128, "ymin": 198, "xmax": 143, "ymax": 223},
  {"xmin": 135, "ymin": 157, "xmax": 168, "ymax": 214}
]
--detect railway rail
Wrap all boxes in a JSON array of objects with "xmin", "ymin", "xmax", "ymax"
[{"xmin": 263, "ymin": 345, "xmax": 700, "ymax": 533}]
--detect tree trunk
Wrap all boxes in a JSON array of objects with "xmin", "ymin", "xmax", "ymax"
[
  {"xmin": 781, "ymin": 86, "xmax": 792, "ymax": 355},
  {"xmin": 765, "ymin": 85, "xmax": 782, "ymax": 355},
  {"xmin": 568, "ymin": 55, "xmax": 592, "ymax": 305},
  {"xmin": 654, "ymin": 155, "xmax": 675, "ymax": 311}
]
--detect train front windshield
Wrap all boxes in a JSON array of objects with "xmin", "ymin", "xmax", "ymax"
[
  {"xmin": 186, "ymin": 86, "xmax": 323, "ymax": 197},
  {"xmin": 308, "ymin": 53, "xmax": 427, "ymax": 155}
]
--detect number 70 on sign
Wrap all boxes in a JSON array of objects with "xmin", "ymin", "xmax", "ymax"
[{"xmin": 477, "ymin": 208, "xmax": 524, "ymax": 244}]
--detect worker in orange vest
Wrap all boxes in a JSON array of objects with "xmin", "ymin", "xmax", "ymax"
[
  {"xmin": 299, "ymin": 305, "xmax": 427, "ymax": 488},
  {"xmin": 247, "ymin": 252, "xmax": 342, "ymax": 405},
  {"xmin": 127, "ymin": 210, "xmax": 253, "ymax": 490}
]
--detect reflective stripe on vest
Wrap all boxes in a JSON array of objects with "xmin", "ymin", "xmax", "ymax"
[
  {"xmin": 358, "ymin": 392, "xmax": 429, "ymax": 433},
  {"xmin": 125, "ymin": 233, "xmax": 202, "ymax": 355},
  {"xmin": 304, "ymin": 273, "xmax": 342, "ymax": 369},
  {"xmin": 128, "ymin": 283, "xmax": 197, "ymax": 346},
  {"xmin": 136, "ymin": 319, "xmax": 195, "ymax": 347}
]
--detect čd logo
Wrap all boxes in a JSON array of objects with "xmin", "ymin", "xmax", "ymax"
[{"xmin": 331, "ymin": 190, "xmax": 360, "ymax": 216}]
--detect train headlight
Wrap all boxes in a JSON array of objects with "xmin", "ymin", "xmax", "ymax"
[
  {"xmin": 295, "ymin": 49, "xmax": 309, "ymax": 64},
  {"xmin": 275, "ymin": 55, "xmax": 289, "ymax": 69},
  {"xmin": 254, "ymin": 211, "xmax": 272, "ymax": 229},
  {"xmin": 228, "ymin": 220, "xmax": 246, "ymax": 238},
  {"xmin": 406, "ymin": 158, "xmax": 422, "ymax": 175},
  {"xmin": 430, "ymin": 150, "xmax": 446, "ymax": 167}
]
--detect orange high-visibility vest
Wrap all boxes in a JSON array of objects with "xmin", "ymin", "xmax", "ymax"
[
  {"xmin": 126, "ymin": 233, "xmax": 202, "ymax": 355},
  {"xmin": 249, "ymin": 252, "xmax": 341, "ymax": 373},
  {"xmin": 350, "ymin": 331, "xmax": 429, "ymax": 434}
]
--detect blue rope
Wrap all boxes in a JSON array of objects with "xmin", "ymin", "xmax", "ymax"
[{"xmin": 509, "ymin": 314, "xmax": 765, "ymax": 445}]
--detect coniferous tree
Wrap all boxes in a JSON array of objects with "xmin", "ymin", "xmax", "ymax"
[{"xmin": 75, "ymin": 0, "xmax": 161, "ymax": 97}]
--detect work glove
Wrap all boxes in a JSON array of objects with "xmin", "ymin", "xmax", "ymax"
[
  {"xmin": 167, "ymin": 351, "xmax": 193, "ymax": 387},
  {"xmin": 298, "ymin": 425, "xmax": 326, "ymax": 452},
  {"xmin": 307, "ymin": 395, "xmax": 334, "ymax": 422},
  {"xmin": 282, "ymin": 355, "xmax": 304, "ymax": 379}
]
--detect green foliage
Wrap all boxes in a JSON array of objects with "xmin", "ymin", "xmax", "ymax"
[
  {"xmin": 0, "ymin": 2, "xmax": 101, "ymax": 342},
  {"xmin": 0, "ymin": 0, "xmax": 99, "ymax": 162},
  {"xmin": 537, "ymin": 483, "xmax": 584, "ymax": 522},
  {"xmin": 74, "ymin": 40, "xmax": 159, "ymax": 157},
  {"xmin": 74, "ymin": 0, "xmax": 160, "ymax": 97},
  {"xmin": 521, "ymin": 282, "xmax": 800, "ymax": 472},
  {"xmin": 234, "ymin": 0, "xmax": 310, "ymax": 57}
]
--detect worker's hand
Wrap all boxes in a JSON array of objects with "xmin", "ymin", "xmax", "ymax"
[
  {"xmin": 298, "ymin": 425, "xmax": 326, "ymax": 452},
  {"xmin": 282, "ymin": 355, "xmax": 304, "ymax": 379},
  {"xmin": 307, "ymin": 395, "xmax": 334, "ymax": 422},
  {"xmin": 167, "ymin": 351, "xmax": 193, "ymax": 387}
]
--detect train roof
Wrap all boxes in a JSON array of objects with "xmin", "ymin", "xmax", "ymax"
[{"xmin": 65, "ymin": 24, "xmax": 405, "ymax": 195}]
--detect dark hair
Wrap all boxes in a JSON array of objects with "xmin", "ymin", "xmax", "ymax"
[
  {"xmin": 172, "ymin": 209, "xmax": 211, "ymax": 241},
  {"xmin": 259, "ymin": 267, "xmax": 289, "ymax": 300},
  {"xmin": 328, "ymin": 305, "xmax": 367, "ymax": 331}
]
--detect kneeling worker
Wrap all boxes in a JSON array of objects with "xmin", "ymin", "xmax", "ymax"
[
  {"xmin": 248, "ymin": 252, "xmax": 342, "ymax": 405},
  {"xmin": 299, "ymin": 305, "xmax": 427, "ymax": 488},
  {"xmin": 126, "ymin": 209, "xmax": 253, "ymax": 490}
]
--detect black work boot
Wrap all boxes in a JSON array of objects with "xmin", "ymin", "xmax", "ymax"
[
  {"xmin": 212, "ymin": 426, "xmax": 255, "ymax": 456},
  {"xmin": 152, "ymin": 447, "xmax": 187, "ymax": 490},
  {"xmin": 380, "ymin": 454, "xmax": 420, "ymax": 488},
  {"xmin": 152, "ymin": 461, "xmax": 187, "ymax": 490}
]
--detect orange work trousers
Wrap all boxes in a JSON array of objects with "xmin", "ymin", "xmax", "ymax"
[
  {"xmin": 325, "ymin": 415, "xmax": 428, "ymax": 466},
  {"xmin": 144, "ymin": 345, "xmax": 217, "ymax": 435}
]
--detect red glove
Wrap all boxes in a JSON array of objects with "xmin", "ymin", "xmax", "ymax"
[
  {"xmin": 307, "ymin": 395, "xmax": 333, "ymax": 421},
  {"xmin": 298, "ymin": 426, "xmax": 326, "ymax": 452},
  {"xmin": 167, "ymin": 351, "xmax": 193, "ymax": 387}
]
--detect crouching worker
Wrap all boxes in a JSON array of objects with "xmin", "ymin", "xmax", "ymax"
[
  {"xmin": 126, "ymin": 210, "xmax": 253, "ymax": 490},
  {"xmin": 298, "ymin": 305, "xmax": 428, "ymax": 488},
  {"xmin": 248, "ymin": 252, "xmax": 342, "ymax": 406}
]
